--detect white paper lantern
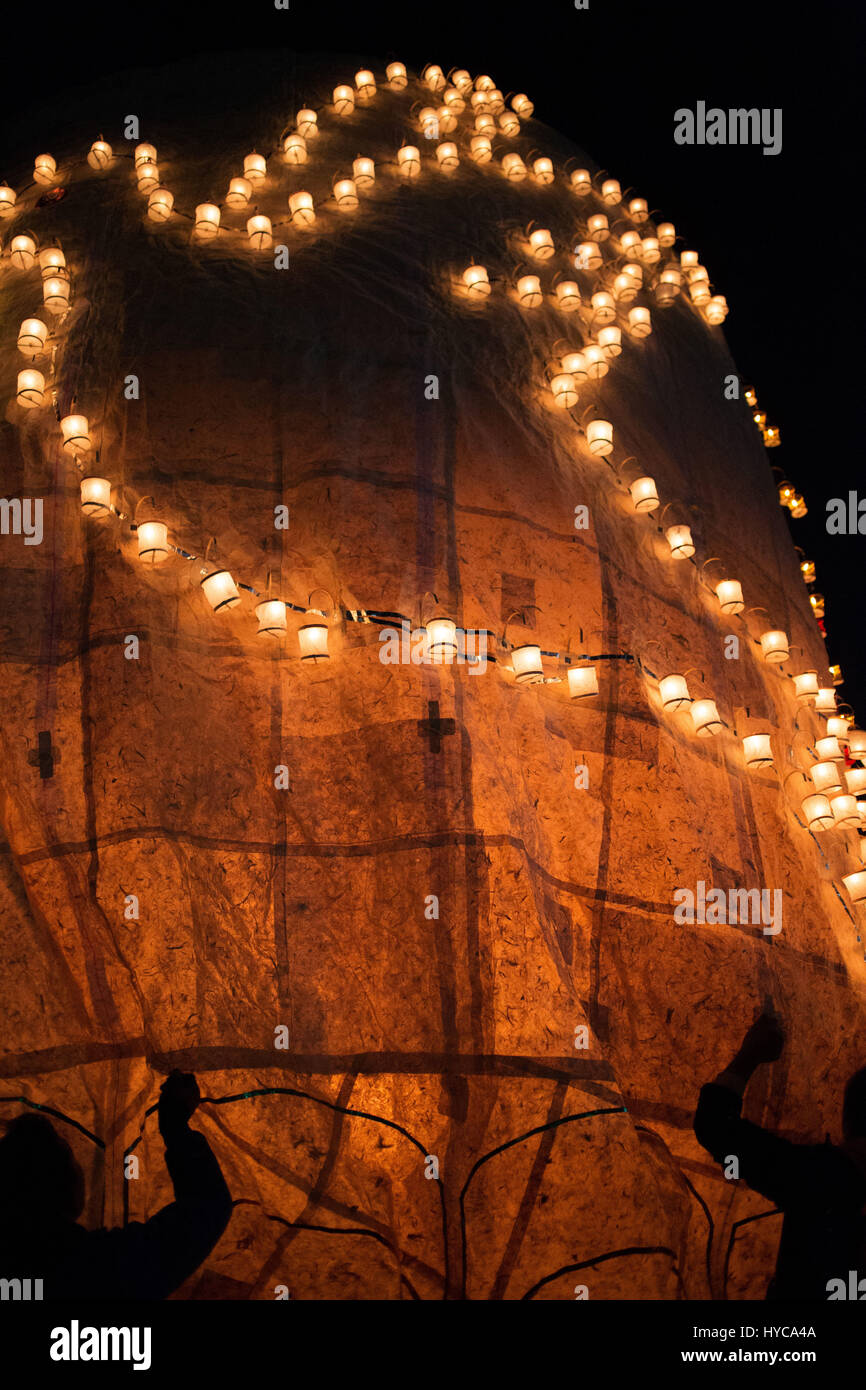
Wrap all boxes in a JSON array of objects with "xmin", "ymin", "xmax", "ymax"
[
  {"xmin": 255, "ymin": 600, "xmax": 288, "ymax": 636},
  {"xmin": 225, "ymin": 177, "xmax": 252, "ymax": 209},
  {"xmin": 630, "ymin": 476, "xmax": 659, "ymax": 513},
  {"xmin": 201, "ymin": 569, "xmax": 241, "ymax": 613},
  {"xmin": 16, "ymin": 369, "xmax": 45, "ymax": 408},
  {"xmin": 60, "ymin": 414, "xmax": 91, "ymax": 453},
  {"xmin": 743, "ymin": 734, "xmax": 773, "ymax": 768},
  {"xmin": 568, "ymin": 666, "xmax": 598, "ymax": 698},
  {"xmin": 586, "ymin": 419, "xmax": 614, "ymax": 456},
  {"xmin": 147, "ymin": 187, "xmax": 174, "ymax": 222},
  {"xmin": 691, "ymin": 699, "xmax": 723, "ymax": 736},
  {"xmin": 426, "ymin": 618, "xmax": 457, "ymax": 662},
  {"xmin": 17, "ymin": 317, "xmax": 48, "ymax": 356},
  {"xmin": 87, "ymin": 140, "xmax": 112, "ymax": 170},
  {"xmin": 10, "ymin": 234, "xmax": 37, "ymax": 270},
  {"xmin": 80, "ymin": 477, "xmax": 112, "ymax": 516},
  {"xmin": 512, "ymin": 644, "xmax": 544, "ymax": 684},
  {"xmin": 194, "ymin": 203, "xmax": 221, "ymax": 240},
  {"xmin": 333, "ymin": 85, "xmax": 355, "ymax": 115},
  {"xmin": 137, "ymin": 521, "xmax": 170, "ymax": 564},
  {"xmin": 34, "ymin": 153, "xmax": 57, "ymax": 185},
  {"xmin": 247, "ymin": 214, "xmax": 272, "ymax": 250},
  {"xmin": 660, "ymin": 674, "xmax": 691, "ymax": 710},
  {"xmin": 282, "ymin": 133, "xmax": 307, "ymax": 165},
  {"xmin": 715, "ymin": 579, "xmax": 744, "ymax": 614},
  {"xmin": 289, "ymin": 191, "xmax": 316, "ymax": 227},
  {"xmin": 760, "ymin": 630, "xmax": 790, "ymax": 664},
  {"xmin": 802, "ymin": 794, "xmax": 834, "ymax": 831},
  {"xmin": 666, "ymin": 524, "xmax": 694, "ymax": 559}
]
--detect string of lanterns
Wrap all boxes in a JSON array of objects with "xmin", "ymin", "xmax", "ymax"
[{"xmin": 3, "ymin": 59, "xmax": 865, "ymax": 925}]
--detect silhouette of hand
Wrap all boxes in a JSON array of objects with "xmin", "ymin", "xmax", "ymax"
[
  {"xmin": 740, "ymin": 1013, "xmax": 785, "ymax": 1064},
  {"xmin": 158, "ymin": 1070, "xmax": 201, "ymax": 1140}
]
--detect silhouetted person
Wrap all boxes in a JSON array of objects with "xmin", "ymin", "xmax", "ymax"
[
  {"xmin": 0, "ymin": 1070, "xmax": 231, "ymax": 1299},
  {"xmin": 695, "ymin": 1012, "xmax": 866, "ymax": 1300}
]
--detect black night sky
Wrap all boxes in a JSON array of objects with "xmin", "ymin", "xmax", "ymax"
[{"xmin": 2, "ymin": 0, "xmax": 864, "ymax": 711}]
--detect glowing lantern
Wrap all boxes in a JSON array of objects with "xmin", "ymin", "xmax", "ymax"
[
  {"xmin": 744, "ymin": 386, "xmax": 757, "ymax": 406},
  {"xmin": 598, "ymin": 326, "xmax": 622, "ymax": 358},
  {"xmin": 426, "ymin": 618, "xmax": 457, "ymax": 662},
  {"xmin": 846, "ymin": 769, "xmax": 866, "ymax": 796},
  {"xmin": 802, "ymin": 794, "xmax": 834, "ymax": 831},
  {"xmin": 629, "ymin": 476, "xmax": 659, "ymax": 512},
  {"xmin": 583, "ymin": 344, "xmax": 608, "ymax": 379},
  {"xmin": 10, "ymin": 234, "xmax": 37, "ymax": 269},
  {"xmin": 201, "ymin": 569, "xmax": 241, "ymax": 613},
  {"xmin": 827, "ymin": 717, "xmax": 849, "ymax": 739},
  {"xmin": 499, "ymin": 111, "xmax": 520, "ymax": 137},
  {"xmin": 512, "ymin": 644, "xmax": 544, "ymax": 684},
  {"xmin": 398, "ymin": 145, "xmax": 421, "ymax": 178},
  {"xmin": 255, "ymin": 600, "xmax": 288, "ymax": 637},
  {"xmin": 760, "ymin": 630, "xmax": 790, "ymax": 664},
  {"xmin": 16, "ymin": 369, "xmax": 45, "ymax": 408},
  {"xmin": 87, "ymin": 140, "xmax": 112, "ymax": 170},
  {"xmin": 17, "ymin": 318, "xmax": 48, "ymax": 356},
  {"xmin": 289, "ymin": 191, "xmax": 316, "ymax": 227},
  {"xmin": 743, "ymin": 734, "xmax": 773, "ymax": 768},
  {"xmin": 809, "ymin": 593, "xmax": 825, "ymax": 619},
  {"xmin": 655, "ymin": 267, "xmax": 682, "ymax": 304},
  {"xmin": 137, "ymin": 521, "xmax": 170, "ymax": 564},
  {"xmin": 423, "ymin": 64, "xmax": 446, "ymax": 91},
  {"xmin": 502, "ymin": 152, "xmax": 527, "ymax": 181},
  {"xmin": 586, "ymin": 419, "xmax": 614, "ymax": 456},
  {"xmin": 282, "ymin": 133, "xmax": 307, "ymax": 165},
  {"xmin": 147, "ymin": 187, "xmax": 174, "ymax": 221},
  {"xmin": 689, "ymin": 278, "xmax": 711, "ymax": 305},
  {"xmin": 800, "ymin": 559, "xmax": 816, "ymax": 584},
  {"xmin": 533, "ymin": 157, "xmax": 554, "ymax": 184},
  {"xmin": 788, "ymin": 493, "xmax": 807, "ymax": 518},
  {"xmin": 620, "ymin": 231, "xmax": 641, "ymax": 256},
  {"xmin": 352, "ymin": 156, "xmax": 375, "ymax": 190},
  {"xmin": 660, "ymin": 674, "xmax": 691, "ymax": 711},
  {"xmin": 681, "ymin": 251, "xmax": 700, "ymax": 272},
  {"xmin": 587, "ymin": 214, "xmax": 610, "ymax": 242},
  {"xmin": 470, "ymin": 136, "xmax": 492, "ymax": 163},
  {"xmin": 601, "ymin": 179, "xmax": 621, "ymax": 204},
  {"xmin": 333, "ymin": 178, "xmax": 359, "ymax": 210},
  {"xmin": 614, "ymin": 274, "xmax": 638, "ymax": 304},
  {"xmin": 298, "ymin": 617, "xmax": 330, "ymax": 661},
  {"xmin": 80, "ymin": 477, "xmax": 112, "ymax": 516},
  {"xmin": 570, "ymin": 168, "xmax": 591, "ymax": 196},
  {"xmin": 451, "ymin": 69, "xmax": 472, "ymax": 93},
  {"xmin": 529, "ymin": 227, "xmax": 555, "ymax": 259},
  {"xmin": 43, "ymin": 276, "xmax": 70, "ymax": 314},
  {"xmin": 640, "ymin": 236, "xmax": 660, "ymax": 264},
  {"xmin": 691, "ymin": 699, "xmax": 724, "ymax": 736},
  {"xmin": 628, "ymin": 306, "xmax": 653, "ymax": 338},
  {"xmin": 666, "ymin": 524, "xmax": 694, "ymax": 559},
  {"xmin": 386, "ymin": 62, "xmax": 407, "ymax": 89},
  {"xmin": 753, "ymin": 410, "xmax": 767, "ymax": 429},
  {"xmin": 419, "ymin": 107, "xmax": 440, "ymax": 138},
  {"xmin": 715, "ymin": 579, "xmax": 744, "ymax": 614},
  {"xmin": 34, "ymin": 153, "xmax": 56, "ymax": 185},
  {"xmin": 575, "ymin": 242, "xmax": 602, "ymax": 271},
  {"xmin": 137, "ymin": 162, "xmax": 159, "ymax": 193},
  {"xmin": 815, "ymin": 687, "xmax": 837, "ymax": 713},
  {"xmin": 443, "ymin": 86, "xmax": 466, "ymax": 114},
  {"xmin": 591, "ymin": 291, "xmax": 616, "ymax": 323},
  {"xmin": 561, "ymin": 351, "xmax": 587, "ymax": 382},
  {"xmin": 355, "ymin": 69, "xmax": 376, "ymax": 100},
  {"xmin": 568, "ymin": 665, "xmax": 598, "ymax": 698},
  {"xmin": 436, "ymin": 142, "xmax": 459, "ymax": 171},
  {"xmin": 333, "ymin": 85, "xmax": 355, "ymax": 114},
  {"xmin": 296, "ymin": 110, "xmax": 318, "ymax": 139},
  {"xmin": 811, "ymin": 761, "xmax": 843, "ymax": 796},
  {"xmin": 60, "ymin": 415, "xmax": 91, "ymax": 454},
  {"xmin": 462, "ymin": 264, "xmax": 491, "ymax": 298},
  {"xmin": 763, "ymin": 426, "xmax": 780, "ymax": 447},
  {"xmin": 194, "ymin": 203, "xmax": 221, "ymax": 240},
  {"xmin": 816, "ymin": 736, "xmax": 843, "ymax": 761},
  {"xmin": 848, "ymin": 728, "xmax": 866, "ymax": 758},
  {"xmin": 705, "ymin": 295, "xmax": 728, "ymax": 324},
  {"xmin": 842, "ymin": 871, "xmax": 866, "ymax": 904},
  {"xmin": 135, "ymin": 142, "xmax": 156, "ymax": 166},
  {"xmin": 219, "ymin": 178, "xmax": 246, "ymax": 210},
  {"xmin": 38, "ymin": 246, "xmax": 67, "ymax": 280},
  {"xmin": 831, "ymin": 795, "xmax": 860, "ymax": 828},
  {"xmin": 657, "ymin": 222, "xmax": 676, "ymax": 247},
  {"xmin": 511, "ymin": 93, "xmax": 534, "ymax": 118},
  {"xmin": 516, "ymin": 274, "xmax": 543, "ymax": 307},
  {"xmin": 0, "ymin": 186, "xmax": 17, "ymax": 217},
  {"xmin": 247, "ymin": 215, "xmax": 273, "ymax": 251},
  {"xmin": 555, "ymin": 280, "xmax": 581, "ymax": 312},
  {"xmin": 550, "ymin": 374, "xmax": 579, "ymax": 409},
  {"xmin": 629, "ymin": 197, "xmax": 648, "ymax": 222},
  {"xmin": 243, "ymin": 153, "xmax": 266, "ymax": 184}
]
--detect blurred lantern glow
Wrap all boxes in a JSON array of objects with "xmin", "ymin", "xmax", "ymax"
[
  {"xmin": 601, "ymin": 178, "xmax": 621, "ymax": 204},
  {"xmin": 743, "ymin": 734, "xmax": 773, "ymax": 768},
  {"xmin": 499, "ymin": 111, "xmax": 520, "ymax": 137},
  {"xmin": 763, "ymin": 426, "xmax": 780, "ymax": 447},
  {"xmin": 760, "ymin": 630, "xmax": 790, "ymax": 664},
  {"xmin": 147, "ymin": 187, "xmax": 174, "ymax": 221},
  {"xmin": 244, "ymin": 152, "xmax": 266, "ymax": 183},
  {"xmin": 11, "ymin": 234, "xmax": 37, "ymax": 269},
  {"xmin": 705, "ymin": 295, "xmax": 728, "ymax": 324},
  {"xmin": 0, "ymin": 186, "xmax": 17, "ymax": 217},
  {"xmin": 689, "ymin": 279, "xmax": 711, "ymax": 305},
  {"xmin": 788, "ymin": 493, "xmax": 807, "ymax": 518},
  {"xmin": 803, "ymin": 793, "xmax": 834, "ymax": 831},
  {"xmin": 640, "ymin": 236, "xmax": 660, "ymax": 264},
  {"xmin": 691, "ymin": 699, "xmax": 724, "ymax": 736},
  {"xmin": 423, "ymin": 63, "xmax": 446, "ymax": 90},
  {"xmin": 137, "ymin": 521, "xmax": 170, "ymax": 564},
  {"xmin": 800, "ymin": 559, "xmax": 816, "ymax": 584},
  {"xmin": 628, "ymin": 306, "xmax": 653, "ymax": 338},
  {"xmin": 715, "ymin": 579, "xmax": 744, "ymax": 614},
  {"xmin": 194, "ymin": 203, "xmax": 221, "ymax": 240},
  {"xmin": 660, "ymin": 674, "xmax": 691, "ymax": 710},
  {"xmin": 586, "ymin": 419, "xmax": 614, "ymax": 456},
  {"xmin": 426, "ymin": 618, "xmax": 457, "ymax": 662},
  {"xmin": 34, "ymin": 153, "xmax": 56, "ymax": 185},
  {"xmin": 809, "ymin": 593, "xmax": 825, "ymax": 619},
  {"xmin": 201, "ymin": 569, "xmax": 241, "ymax": 613},
  {"xmin": 666, "ymin": 524, "xmax": 694, "ymax": 559},
  {"xmin": 16, "ymin": 370, "xmax": 45, "ymax": 408},
  {"xmin": 570, "ymin": 168, "xmax": 591, "ymax": 195},
  {"xmin": 255, "ymin": 600, "xmax": 288, "ymax": 637},
  {"xmin": 655, "ymin": 267, "xmax": 683, "ymax": 304},
  {"xmin": 60, "ymin": 414, "xmax": 91, "ymax": 453},
  {"xmin": 630, "ymin": 476, "xmax": 659, "ymax": 512},
  {"xmin": 568, "ymin": 665, "xmax": 598, "ymax": 698},
  {"xmin": 848, "ymin": 728, "xmax": 866, "ymax": 758},
  {"xmin": 247, "ymin": 215, "xmax": 273, "ymax": 250},
  {"xmin": 80, "ymin": 477, "xmax": 112, "ymax": 517},
  {"xmin": 658, "ymin": 222, "xmax": 676, "ymax": 247},
  {"xmin": 289, "ymin": 191, "xmax": 316, "ymax": 227},
  {"xmin": 333, "ymin": 85, "xmax": 355, "ymax": 114},
  {"xmin": 463, "ymin": 264, "xmax": 491, "ymax": 298},
  {"xmin": 511, "ymin": 93, "xmax": 534, "ymax": 118},
  {"xmin": 17, "ymin": 318, "xmax": 48, "ymax": 356},
  {"xmin": 512, "ymin": 644, "xmax": 544, "ymax": 684},
  {"xmin": 629, "ymin": 197, "xmax": 648, "ymax": 222},
  {"xmin": 575, "ymin": 241, "xmax": 602, "ymax": 271},
  {"xmin": 845, "ymin": 768, "xmax": 866, "ymax": 795},
  {"xmin": 87, "ymin": 140, "xmax": 112, "ymax": 170}
]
